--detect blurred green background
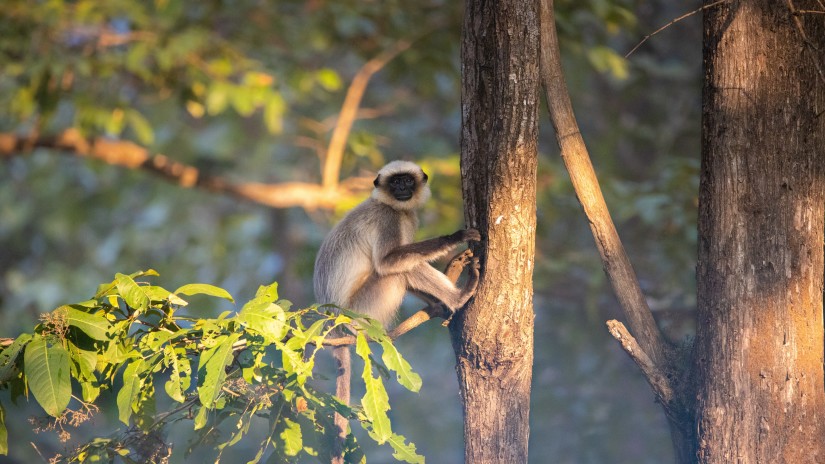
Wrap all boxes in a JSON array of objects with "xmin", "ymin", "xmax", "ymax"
[{"xmin": 0, "ymin": 0, "xmax": 700, "ymax": 462}]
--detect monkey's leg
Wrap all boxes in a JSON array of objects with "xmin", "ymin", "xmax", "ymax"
[{"xmin": 405, "ymin": 263, "xmax": 479, "ymax": 312}]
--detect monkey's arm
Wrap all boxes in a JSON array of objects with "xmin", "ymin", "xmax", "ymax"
[{"xmin": 374, "ymin": 229, "xmax": 480, "ymax": 275}]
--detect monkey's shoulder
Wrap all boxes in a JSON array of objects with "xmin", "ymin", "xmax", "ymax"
[{"xmin": 342, "ymin": 199, "xmax": 416, "ymax": 231}]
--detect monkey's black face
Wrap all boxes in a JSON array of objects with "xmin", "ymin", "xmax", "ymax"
[{"xmin": 387, "ymin": 173, "xmax": 418, "ymax": 201}]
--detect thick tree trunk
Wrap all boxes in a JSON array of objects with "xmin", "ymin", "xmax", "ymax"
[
  {"xmin": 451, "ymin": 0, "xmax": 540, "ymax": 462},
  {"xmin": 695, "ymin": 1, "xmax": 825, "ymax": 462}
]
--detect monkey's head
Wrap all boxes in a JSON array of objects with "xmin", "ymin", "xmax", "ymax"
[{"xmin": 371, "ymin": 160, "xmax": 431, "ymax": 211}]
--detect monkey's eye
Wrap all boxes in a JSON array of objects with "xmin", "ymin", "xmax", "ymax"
[{"xmin": 404, "ymin": 177, "xmax": 415, "ymax": 186}]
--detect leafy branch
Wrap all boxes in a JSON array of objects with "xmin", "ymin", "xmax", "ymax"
[{"xmin": 0, "ymin": 271, "xmax": 425, "ymax": 463}]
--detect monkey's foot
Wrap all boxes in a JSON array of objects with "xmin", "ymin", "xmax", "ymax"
[{"xmin": 445, "ymin": 249, "xmax": 474, "ymax": 282}]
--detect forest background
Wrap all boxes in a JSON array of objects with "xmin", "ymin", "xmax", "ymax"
[{"xmin": 0, "ymin": 1, "xmax": 701, "ymax": 462}]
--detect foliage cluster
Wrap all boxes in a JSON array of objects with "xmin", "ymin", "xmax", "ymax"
[{"xmin": 0, "ymin": 270, "xmax": 423, "ymax": 463}]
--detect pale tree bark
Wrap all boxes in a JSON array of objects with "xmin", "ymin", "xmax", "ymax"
[
  {"xmin": 694, "ymin": 1, "xmax": 825, "ymax": 462},
  {"xmin": 450, "ymin": 0, "xmax": 540, "ymax": 462}
]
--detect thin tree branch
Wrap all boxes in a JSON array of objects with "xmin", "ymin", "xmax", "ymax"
[
  {"xmin": 625, "ymin": 0, "xmax": 729, "ymax": 58},
  {"xmin": 539, "ymin": 0, "xmax": 672, "ymax": 367},
  {"xmin": 606, "ymin": 320, "xmax": 673, "ymax": 404},
  {"xmin": 0, "ymin": 129, "xmax": 373, "ymax": 211},
  {"xmin": 322, "ymin": 39, "xmax": 412, "ymax": 191}
]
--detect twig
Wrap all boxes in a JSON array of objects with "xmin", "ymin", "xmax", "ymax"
[
  {"xmin": 606, "ymin": 320, "xmax": 673, "ymax": 404},
  {"xmin": 322, "ymin": 39, "xmax": 412, "ymax": 191},
  {"xmin": 625, "ymin": 0, "xmax": 729, "ymax": 58}
]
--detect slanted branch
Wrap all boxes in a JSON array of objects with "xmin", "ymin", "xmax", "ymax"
[{"xmin": 538, "ymin": 0, "xmax": 688, "ymax": 420}]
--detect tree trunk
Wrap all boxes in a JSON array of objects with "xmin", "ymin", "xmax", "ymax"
[
  {"xmin": 451, "ymin": 0, "xmax": 540, "ymax": 462},
  {"xmin": 695, "ymin": 1, "xmax": 825, "ymax": 462}
]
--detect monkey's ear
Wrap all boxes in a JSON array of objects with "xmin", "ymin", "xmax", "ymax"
[
  {"xmin": 422, "ymin": 172, "xmax": 429, "ymax": 183},
  {"xmin": 373, "ymin": 175, "xmax": 381, "ymax": 187}
]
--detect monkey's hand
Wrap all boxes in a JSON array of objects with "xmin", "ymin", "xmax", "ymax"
[{"xmin": 450, "ymin": 228, "xmax": 481, "ymax": 243}]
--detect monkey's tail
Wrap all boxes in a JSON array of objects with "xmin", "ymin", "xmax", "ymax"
[{"xmin": 331, "ymin": 345, "xmax": 351, "ymax": 464}]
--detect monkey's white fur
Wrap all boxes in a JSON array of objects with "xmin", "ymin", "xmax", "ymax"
[{"xmin": 370, "ymin": 160, "xmax": 431, "ymax": 211}]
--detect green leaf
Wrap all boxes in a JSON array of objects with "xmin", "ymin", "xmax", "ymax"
[
  {"xmin": 316, "ymin": 68, "xmax": 342, "ymax": 91},
  {"xmin": 173, "ymin": 283, "xmax": 234, "ymax": 303},
  {"xmin": 63, "ymin": 306, "xmax": 112, "ymax": 341},
  {"xmin": 116, "ymin": 358, "xmax": 146, "ymax": 425},
  {"xmin": 0, "ymin": 402, "xmax": 7, "ymax": 455},
  {"xmin": 238, "ymin": 301, "xmax": 286, "ymax": 343},
  {"xmin": 280, "ymin": 418, "xmax": 302, "ymax": 457},
  {"xmin": 386, "ymin": 433, "xmax": 424, "ymax": 464},
  {"xmin": 0, "ymin": 333, "xmax": 32, "ymax": 382},
  {"xmin": 115, "ymin": 273, "xmax": 150, "ymax": 311},
  {"xmin": 586, "ymin": 45, "xmax": 629, "ymax": 80},
  {"xmin": 193, "ymin": 404, "xmax": 210, "ymax": 430},
  {"xmin": 24, "ymin": 337, "xmax": 71, "ymax": 417},
  {"xmin": 197, "ymin": 333, "xmax": 241, "ymax": 413},
  {"xmin": 67, "ymin": 340, "xmax": 97, "ymax": 380},
  {"xmin": 379, "ymin": 339, "xmax": 422, "ymax": 393},
  {"xmin": 144, "ymin": 286, "xmax": 188, "ymax": 306},
  {"xmin": 126, "ymin": 109, "xmax": 155, "ymax": 145},
  {"xmin": 254, "ymin": 282, "xmax": 279, "ymax": 302},
  {"xmin": 163, "ymin": 345, "xmax": 191, "ymax": 403},
  {"xmin": 356, "ymin": 333, "xmax": 391, "ymax": 443}
]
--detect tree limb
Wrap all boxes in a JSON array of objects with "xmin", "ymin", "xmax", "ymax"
[
  {"xmin": 539, "ymin": 0, "xmax": 672, "ymax": 368},
  {"xmin": 322, "ymin": 39, "xmax": 412, "ymax": 191},
  {"xmin": 0, "ymin": 129, "xmax": 372, "ymax": 211},
  {"xmin": 606, "ymin": 320, "xmax": 673, "ymax": 404}
]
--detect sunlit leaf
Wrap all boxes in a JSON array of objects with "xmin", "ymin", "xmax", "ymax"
[
  {"xmin": 316, "ymin": 68, "xmax": 342, "ymax": 91},
  {"xmin": 163, "ymin": 345, "xmax": 191, "ymax": 403},
  {"xmin": 174, "ymin": 283, "xmax": 234, "ymax": 302},
  {"xmin": 379, "ymin": 339, "xmax": 422, "ymax": 393},
  {"xmin": 281, "ymin": 418, "xmax": 303, "ymax": 456},
  {"xmin": 116, "ymin": 358, "xmax": 146, "ymax": 425},
  {"xmin": 115, "ymin": 273, "xmax": 150, "ymax": 311},
  {"xmin": 125, "ymin": 109, "xmax": 155, "ymax": 145},
  {"xmin": 197, "ymin": 333, "xmax": 241, "ymax": 414},
  {"xmin": 24, "ymin": 337, "xmax": 71, "ymax": 417},
  {"xmin": 0, "ymin": 333, "xmax": 32, "ymax": 382},
  {"xmin": 238, "ymin": 301, "xmax": 286, "ymax": 343},
  {"xmin": 386, "ymin": 433, "xmax": 424, "ymax": 464},
  {"xmin": 356, "ymin": 333, "xmax": 391, "ymax": 443},
  {"xmin": 63, "ymin": 306, "xmax": 112, "ymax": 341}
]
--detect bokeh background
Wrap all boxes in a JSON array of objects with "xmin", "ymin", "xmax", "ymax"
[{"xmin": 0, "ymin": 1, "xmax": 701, "ymax": 462}]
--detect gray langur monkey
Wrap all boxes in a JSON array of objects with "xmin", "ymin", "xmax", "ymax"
[{"xmin": 313, "ymin": 160, "xmax": 481, "ymax": 463}]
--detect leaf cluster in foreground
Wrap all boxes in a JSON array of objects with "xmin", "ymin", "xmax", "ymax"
[{"xmin": 0, "ymin": 270, "xmax": 424, "ymax": 463}]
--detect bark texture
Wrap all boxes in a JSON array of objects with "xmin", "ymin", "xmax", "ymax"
[
  {"xmin": 695, "ymin": 1, "xmax": 825, "ymax": 462},
  {"xmin": 451, "ymin": 0, "xmax": 540, "ymax": 462}
]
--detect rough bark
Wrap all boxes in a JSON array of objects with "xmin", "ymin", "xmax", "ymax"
[
  {"xmin": 695, "ymin": 1, "xmax": 825, "ymax": 462},
  {"xmin": 450, "ymin": 0, "xmax": 540, "ymax": 462}
]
